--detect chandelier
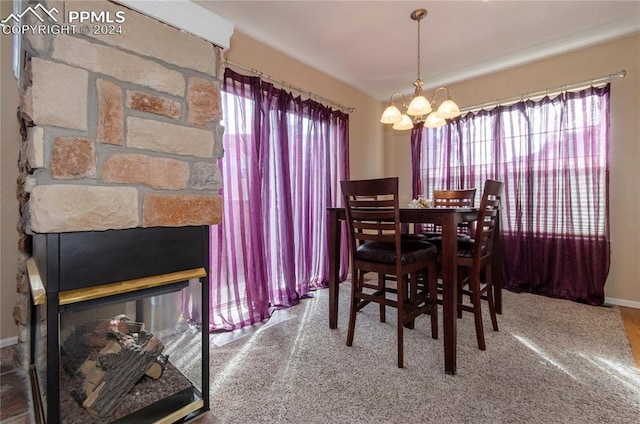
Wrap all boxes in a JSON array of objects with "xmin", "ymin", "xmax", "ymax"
[{"xmin": 380, "ymin": 9, "xmax": 461, "ymax": 130}]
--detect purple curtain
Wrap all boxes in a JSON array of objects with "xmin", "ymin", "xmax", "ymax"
[
  {"xmin": 205, "ymin": 68, "xmax": 349, "ymax": 331},
  {"xmin": 412, "ymin": 86, "xmax": 610, "ymax": 305}
]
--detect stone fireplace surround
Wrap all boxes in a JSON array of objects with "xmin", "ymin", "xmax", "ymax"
[
  {"xmin": 19, "ymin": 0, "xmax": 225, "ymax": 234},
  {"xmin": 13, "ymin": 0, "xmax": 228, "ymax": 421}
]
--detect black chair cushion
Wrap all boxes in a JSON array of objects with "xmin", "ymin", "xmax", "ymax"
[
  {"xmin": 426, "ymin": 237, "xmax": 488, "ymax": 258},
  {"xmin": 457, "ymin": 242, "xmax": 487, "ymax": 258},
  {"xmin": 400, "ymin": 233, "xmax": 429, "ymax": 241},
  {"xmin": 356, "ymin": 240, "xmax": 436, "ymax": 265},
  {"xmin": 422, "ymin": 231, "xmax": 444, "ymax": 238}
]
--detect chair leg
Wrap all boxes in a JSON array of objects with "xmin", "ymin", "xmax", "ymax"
[
  {"xmin": 485, "ymin": 265, "xmax": 498, "ymax": 331},
  {"xmin": 457, "ymin": 268, "xmax": 464, "ymax": 319},
  {"xmin": 378, "ymin": 273, "xmax": 386, "ymax": 323},
  {"xmin": 405, "ymin": 273, "xmax": 416, "ymax": 329},
  {"xmin": 428, "ymin": 264, "xmax": 438, "ymax": 339},
  {"xmin": 470, "ymin": 272, "xmax": 486, "ymax": 351},
  {"xmin": 396, "ymin": 275, "xmax": 405, "ymax": 368},
  {"xmin": 346, "ymin": 269, "xmax": 361, "ymax": 347}
]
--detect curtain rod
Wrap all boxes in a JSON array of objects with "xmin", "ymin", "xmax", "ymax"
[
  {"xmin": 460, "ymin": 69, "xmax": 626, "ymax": 115},
  {"xmin": 224, "ymin": 59, "xmax": 356, "ymax": 114}
]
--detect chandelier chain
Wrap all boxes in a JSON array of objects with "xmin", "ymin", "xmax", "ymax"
[{"xmin": 416, "ymin": 18, "xmax": 421, "ymax": 81}]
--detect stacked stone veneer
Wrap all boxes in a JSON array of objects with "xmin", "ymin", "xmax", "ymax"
[
  {"xmin": 13, "ymin": 0, "xmax": 225, "ymax": 368},
  {"xmin": 18, "ymin": 0, "xmax": 224, "ymax": 233}
]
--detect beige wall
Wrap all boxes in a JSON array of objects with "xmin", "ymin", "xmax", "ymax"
[
  {"xmin": 385, "ymin": 34, "xmax": 640, "ymax": 305},
  {"xmin": 1, "ymin": 0, "xmax": 21, "ymax": 342}
]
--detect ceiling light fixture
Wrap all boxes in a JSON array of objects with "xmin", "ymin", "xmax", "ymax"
[{"xmin": 380, "ymin": 9, "xmax": 461, "ymax": 131}]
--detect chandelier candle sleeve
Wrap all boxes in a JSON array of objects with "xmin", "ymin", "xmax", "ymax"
[{"xmin": 380, "ymin": 9, "xmax": 461, "ymax": 130}]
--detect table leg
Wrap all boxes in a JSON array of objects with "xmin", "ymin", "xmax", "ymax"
[
  {"xmin": 328, "ymin": 209, "xmax": 340, "ymax": 329},
  {"xmin": 441, "ymin": 214, "xmax": 458, "ymax": 375}
]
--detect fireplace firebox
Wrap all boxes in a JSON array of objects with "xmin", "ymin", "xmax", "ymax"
[{"xmin": 28, "ymin": 226, "xmax": 210, "ymax": 423}]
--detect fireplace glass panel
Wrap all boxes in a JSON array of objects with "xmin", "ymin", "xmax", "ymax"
[{"xmin": 35, "ymin": 281, "xmax": 204, "ymax": 424}]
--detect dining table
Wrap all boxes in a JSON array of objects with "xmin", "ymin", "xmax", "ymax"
[{"xmin": 326, "ymin": 206, "xmax": 503, "ymax": 375}]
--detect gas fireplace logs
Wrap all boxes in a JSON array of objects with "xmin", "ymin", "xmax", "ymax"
[{"xmin": 61, "ymin": 315, "xmax": 169, "ymax": 418}]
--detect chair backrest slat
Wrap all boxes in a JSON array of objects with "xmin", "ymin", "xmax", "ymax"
[
  {"xmin": 353, "ymin": 221, "xmax": 395, "ymax": 231},
  {"xmin": 433, "ymin": 188, "xmax": 477, "ymax": 208},
  {"xmin": 349, "ymin": 210, "xmax": 395, "ymax": 220},
  {"xmin": 349, "ymin": 199, "xmax": 395, "ymax": 208}
]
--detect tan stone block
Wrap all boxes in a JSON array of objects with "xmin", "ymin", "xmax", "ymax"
[
  {"xmin": 18, "ymin": 142, "xmax": 29, "ymax": 173},
  {"xmin": 50, "ymin": 137, "xmax": 97, "ymax": 179},
  {"xmin": 143, "ymin": 194, "xmax": 221, "ymax": 227},
  {"xmin": 23, "ymin": 175, "xmax": 37, "ymax": 193},
  {"xmin": 97, "ymin": 79, "xmax": 124, "ymax": 145},
  {"xmin": 13, "ymin": 294, "xmax": 29, "ymax": 326},
  {"xmin": 15, "ymin": 328, "xmax": 30, "ymax": 370},
  {"xmin": 126, "ymin": 91, "xmax": 181, "ymax": 119},
  {"xmin": 67, "ymin": 1, "xmax": 217, "ymax": 75},
  {"xmin": 22, "ymin": 57, "xmax": 32, "ymax": 87},
  {"xmin": 17, "ymin": 271, "xmax": 29, "ymax": 294},
  {"xmin": 187, "ymin": 77, "xmax": 222, "ymax": 127},
  {"xmin": 51, "ymin": 35, "xmax": 185, "ymax": 97},
  {"xmin": 31, "ymin": 58, "xmax": 88, "ymax": 130},
  {"xmin": 102, "ymin": 153, "xmax": 189, "ymax": 190},
  {"xmin": 23, "ymin": 31, "xmax": 49, "ymax": 55},
  {"xmin": 216, "ymin": 48, "xmax": 225, "ymax": 79},
  {"xmin": 20, "ymin": 86, "xmax": 33, "ymax": 125},
  {"xmin": 17, "ymin": 234, "xmax": 31, "ymax": 254},
  {"xmin": 126, "ymin": 117, "xmax": 214, "ymax": 158},
  {"xmin": 22, "ymin": 10, "xmax": 51, "ymax": 54},
  {"xmin": 26, "ymin": 127, "xmax": 44, "ymax": 169},
  {"xmin": 29, "ymin": 185, "xmax": 139, "ymax": 233},
  {"xmin": 17, "ymin": 253, "xmax": 28, "ymax": 274},
  {"xmin": 191, "ymin": 161, "xmax": 221, "ymax": 191}
]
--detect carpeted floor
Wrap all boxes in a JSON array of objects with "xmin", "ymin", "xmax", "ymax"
[
  {"xmin": 200, "ymin": 284, "xmax": 640, "ymax": 423},
  {"xmin": 2, "ymin": 285, "xmax": 638, "ymax": 423}
]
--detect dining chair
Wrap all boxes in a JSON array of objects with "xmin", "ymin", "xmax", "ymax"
[
  {"xmin": 414, "ymin": 188, "xmax": 477, "ymax": 307},
  {"xmin": 455, "ymin": 179, "xmax": 503, "ymax": 350},
  {"xmin": 421, "ymin": 188, "xmax": 477, "ymax": 239},
  {"xmin": 341, "ymin": 177, "xmax": 439, "ymax": 368}
]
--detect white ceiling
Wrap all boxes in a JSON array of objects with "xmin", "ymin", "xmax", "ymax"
[{"xmin": 196, "ymin": 1, "xmax": 640, "ymax": 100}]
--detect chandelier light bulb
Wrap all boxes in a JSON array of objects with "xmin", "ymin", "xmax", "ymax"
[
  {"xmin": 424, "ymin": 112, "xmax": 446, "ymax": 128},
  {"xmin": 392, "ymin": 114, "xmax": 414, "ymax": 130},
  {"xmin": 380, "ymin": 104, "xmax": 403, "ymax": 124},
  {"xmin": 407, "ymin": 95, "xmax": 432, "ymax": 117},
  {"xmin": 436, "ymin": 99, "xmax": 462, "ymax": 119}
]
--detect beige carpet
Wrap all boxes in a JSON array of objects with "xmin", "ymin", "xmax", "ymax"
[{"xmin": 200, "ymin": 284, "xmax": 640, "ymax": 423}]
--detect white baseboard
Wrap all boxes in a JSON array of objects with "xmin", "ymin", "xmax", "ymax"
[
  {"xmin": 605, "ymin": 297, "xmax": 640, "ymax": 309},
  {"xmin": 0, "ymin": 336, "xmax": 18, "ymax": 348}
]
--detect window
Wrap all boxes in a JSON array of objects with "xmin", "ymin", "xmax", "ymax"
[{"xmin": 414, "ymin": 86, "xmax": 610, "ymax": 304}]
